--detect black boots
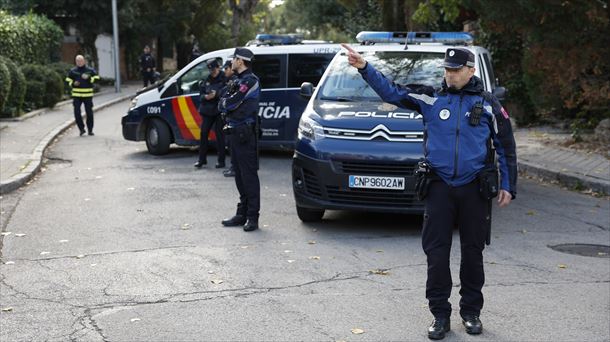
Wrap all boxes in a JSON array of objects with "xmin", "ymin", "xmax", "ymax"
[
  {"xmin": 462, "ymin": 315, "xmax": 482, "ymax": 335},
  {"xmin": 243, "ymin": 218, "xmax": 258, "ymax": 232},
  {"xmin": 194, "ymin": 161, "xmax": 207, "ymax": 168},
  {"xmin": 221, "ymin": 214, "xmax": 247, "ymax": 226},
  {"xmin": 428, "ymin": 317, "xmax": 450, "ymax": 340}
]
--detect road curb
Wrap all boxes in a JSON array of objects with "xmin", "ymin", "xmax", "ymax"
[
  {"xmin": 0, "ymin": 89, "xmax": 115, "ymax": 123},
  {"xmin": 518, "ymin": 160, "xmax": 609, "ymax": 195},
  {"xmin": 0, "ymin": 93, "xmax": 135, "ymax": 195}
]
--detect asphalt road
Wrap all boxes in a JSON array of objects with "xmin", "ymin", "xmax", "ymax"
[{"xmin": 1, "ymin": 100, "xmax": 609, "ymax": 341}]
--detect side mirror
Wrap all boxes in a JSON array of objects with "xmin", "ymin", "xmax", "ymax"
[
  {"xmin": 493, "ymin": 86, "xmax": 507, "ymax": 102},
  {"xmin": 300, "ymin": 82, "xmax": 314, "ymax": 98}
]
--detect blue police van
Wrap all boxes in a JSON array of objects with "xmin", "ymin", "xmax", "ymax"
[
  {"xmin": 292, "ymin": 32, "xmax": 506, "ymax": 221},
  {"xmin": 122, "ymin": 35, "xmax": 340, "ymax": 155}
]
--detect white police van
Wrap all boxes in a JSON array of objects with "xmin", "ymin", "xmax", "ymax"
[
  {"xmin": 122, "ymin": 34, "xmax": 340, "ymax": 155},
  {"xmin": 292, "ymin": 32, "xmax": 506, "ymax": 221}
]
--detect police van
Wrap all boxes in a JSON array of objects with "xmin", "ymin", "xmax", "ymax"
[
  {"xmin": 292, "ymin": 32, "xmax": 507, "ymax": 221},
  {"xmin": 122, "ymin": 35, "xmax": 340, "ymax": 155}
]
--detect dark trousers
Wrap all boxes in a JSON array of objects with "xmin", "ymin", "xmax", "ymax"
[
  {"xmin": 198, "ymin": 115, "xmax": 225, "ymax": 164},
  {"xmin": 73, "ymin": 97, "xmax": 94, "ymax": 133},
  {"xmin": 230, "ymin": 125, "xmax": 260, "ymax": 219},
  {"xmin": 142, "ymin": 71, "xmax": 154, "ymax": 87},
  {"xmin": 422, "ymin": 179, "xmax": 489, "ymax": 319}
]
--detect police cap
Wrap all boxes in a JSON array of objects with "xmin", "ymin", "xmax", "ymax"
[
  {"xmin": 223, "ymin": 60, "xmax": 232, "ymax": 69},
  {"xmin": 444, "ymin": 48, "xmax": 475, "ymax": 69},
  {"xmin": 230, "ymin": 47, "xmax": 254, "ymax": 61},
  {"xmin": 207, "ymin": 59, "xmax": 220, "ymax": 69}
]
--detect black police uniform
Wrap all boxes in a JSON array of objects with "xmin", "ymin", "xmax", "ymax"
[
  {"xmin": 139, "ymin": 51, "xmax": 156, "ymax": 87},
  {"xmin": 65, "ymin": 64, "xmax": 100, "ymax": 136},
  {"xmin": 221, "ymin": 60, "xmax": 238, "ymax": 177},
  {"xmin": 218, "ymin": 48, "xmax": 261, "ymax": 232},
  {"xmin": 195, "ymin": 60, "xmax": 226, "ymax": 168},
  {"xmin": 358, "ymin": 47, "xmax": 517, "ymax": 339}
]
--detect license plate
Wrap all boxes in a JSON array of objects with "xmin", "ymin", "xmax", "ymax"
[{"xmin": 348, "ymin": 175, "xmax": 405, "ymax": 190}]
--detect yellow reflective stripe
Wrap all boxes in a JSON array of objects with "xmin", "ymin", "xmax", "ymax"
[
  {"xmin": 72, "ymin": 88, "xmax": 94, "ymax": 93},
  {"xmin": 65, "ymin": 77, "xmax": 73, "ymax": 86},
  {"xmin": 71, "ymin": 93, "xmax": 94, "ymax": 97},
  {"xmin": 90, "ymin": 75, "xmax": 100, "ymax": 82},
  {"xmin": 177, "ymin": 97, "xmax": 200, "ymax": 139}
]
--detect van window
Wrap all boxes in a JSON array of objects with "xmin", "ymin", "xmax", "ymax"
[
  {"xmin": 287, "ymin": 54, "xmax": 335, "ymax": 87},
  {"xmin": 179, "ymin": 62, "xmax": 209, "ymax": 95},
  {"xmin": 252, "ymin": 54, "xmax": 286, "ymax": 89},
  {"xmin": 317, "ymin": 51, "xmax": 444, "ymax": 101}
]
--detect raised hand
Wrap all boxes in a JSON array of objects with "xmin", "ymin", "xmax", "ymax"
[{"xmin": 341, "ymin": 43, "xmax": 366, "ymax": 69}]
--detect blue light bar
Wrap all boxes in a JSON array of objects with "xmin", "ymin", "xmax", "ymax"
[
  {"xmin": 254, "ymin": 34, "xmax": 303, "ymax": 45},
  {"xmin": 356, "ymin": 31, "xmax": 474, "ymax": 45}
]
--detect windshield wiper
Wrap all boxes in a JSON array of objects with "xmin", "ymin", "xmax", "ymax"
[{"xmin": 319, "ymin": 96, "xmax": 354, "ymax": 102}]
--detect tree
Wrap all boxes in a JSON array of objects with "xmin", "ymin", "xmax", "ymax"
[{"xmin": 228, "ymin": 0, "xmax": 260, "ymax": 46}]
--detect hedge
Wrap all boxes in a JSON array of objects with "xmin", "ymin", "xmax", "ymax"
[
  {"xmin": 0, "ymin": 56, "xmax": 26, "ymax": 117},
  {"xmin": 0, "ymin": 60, "xmax": 10, "ymax": 113},
  {"xmin": 0, "ymin": 11, "xmax": 63, "ymax": 65},
  {"xmin": 20, "ymin": 64, "xmax": 64, "ymax": 110}
]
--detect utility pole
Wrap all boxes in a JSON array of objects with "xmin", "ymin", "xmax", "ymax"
[{"xmin": 111, "ymin": 0, "xmax": 121, "ymax": 92}]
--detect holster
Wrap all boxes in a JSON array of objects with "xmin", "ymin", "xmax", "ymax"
[
  {"xmin": 477, "ymin": 168, "xmax": 499, "ymax": 200},
  {"xmin": 414, "ymin": 161, "xmax": 439, "ymax": 201}
]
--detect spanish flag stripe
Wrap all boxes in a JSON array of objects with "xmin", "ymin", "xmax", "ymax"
[
  {"xmin": 177, "ymin": 97, "xmax": 200, "ymax": 140},
  {"xmin": 171, "ymin": 98, "xmax": 195, "ymax": 140},
  {"xmin": 185, "ymin": 97, "xmax": 202, "ymax": 127}
]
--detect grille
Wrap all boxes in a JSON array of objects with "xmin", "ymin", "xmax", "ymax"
[
  {"xmin": 325, "ymin": 186, "xmax": 420, "ymax": 207},
  {"xmin": 338, "ymin": 161, "xmax": 416, "ymax": 176},
  {"xmin": 302, "ymin": 168, "xmax": 322, "ymax": 198}
]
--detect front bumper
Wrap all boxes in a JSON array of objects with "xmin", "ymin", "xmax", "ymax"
[
  {"xmin": 121, "ymin": 111, "xmax": 142, "ymax": 141},
  {"xmin": 292, "ymin": 151, "xmax": 424, "ymax": 214}
]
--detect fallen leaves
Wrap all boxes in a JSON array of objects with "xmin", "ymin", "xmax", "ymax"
[
  {"xmin": 4, "ymin": 261, "xmax": 15, "ymax": 265},
  {"xmin": 558, "ymin": 264, "xmax": 567, "ymax": 269},
  {"xmin": 211, "ymin": 279, "xmax": 224, "ymax": 284},
  {"xmin": 309, "ymin": 256, "xmax": 320, "ymax": 260},
  {"xmin": 40, "ymin": 251, "xmax": 50, "ymax": 255},
  {"xmin": 0, "ymin": 232, "xmax": 11, "ymax": 236},
  {"xmin": 130, "ymin": 318, "xmax": 141, "ymax": 322},
  {"xmin": 308, "ymin": 240, "xmax": 316, "ymax": 245},
  {"xmin": 1, "ymin": 307, "xmax": 13, "ymax": 312},
  {"xmin": 14, "ymin": 233, "xmax": 26, "ymax": 237},
  {"xmin": 181, "ymin": 223, "xmax": 191, "ymax": 230},
  {"xmin": 351, "ymin": 328, "xmax": 365, "ymax": 334},
  {"xmin": 369, "ymin": 269, "xmax": 390, "ymax": 276}
]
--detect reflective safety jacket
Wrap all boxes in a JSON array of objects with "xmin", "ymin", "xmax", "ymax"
[
  {"xmin": 218, "ymin": 68, "xmax": 260, "ymax": 125},
  {"xmin": 66, "ymin": 66, "xmax": 100, "ymax": 98},
  {"xmin": 359, "ymin": 63, "xmax": 517, "ymax": 198}
]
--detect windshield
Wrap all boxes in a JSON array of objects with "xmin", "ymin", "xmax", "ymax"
[{"xmin": 317, "ymin": 51, "xmax": 445, "ymax": 102}]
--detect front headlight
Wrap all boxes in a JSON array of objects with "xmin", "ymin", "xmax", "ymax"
[
  {"xmin": 129, "ymin": 97, "xmax": 138, "ymax": 110},
  {"xmin": 298, "ymin": 115, "xmax": 325, "ymax": 141}
]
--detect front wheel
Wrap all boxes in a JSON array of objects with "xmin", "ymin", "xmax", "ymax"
[
  {"xmin": 296, "ymin": 205, "xmax": 324, "ymax": 222},
  {"xmin": 145, "ymin": 118, "xmax": 171, "ymax": 155}
]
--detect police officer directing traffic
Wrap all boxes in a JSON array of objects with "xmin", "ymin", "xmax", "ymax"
[
  {"xmin": 218, "ymin": 47, "xmax": 261, "ymax": 232},
  {"xmin": 65, "ymin": 55, "xmax": 100, "ymax": 136},
  {"xmin": 139, "ymin": 45, "xmax": 156, "ymax": 88},
  {"xmin": 194, "ymin": 59, "xmax": 226, "ymax": 169},
  {"xmin": 343, "ymin": 43, "xmax": 517, "ymax": 339}
]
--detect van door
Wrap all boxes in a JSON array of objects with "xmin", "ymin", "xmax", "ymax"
[{"xmin": 253, "ymin": 54, "xmax": 288, "ymax": 146}]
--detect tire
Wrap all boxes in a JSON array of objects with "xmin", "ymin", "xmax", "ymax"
[
  {"xmin": 145, "ymin": 118, "xmax": 171, "ymax": 155},
  {"xmin": 296, "ymin": 205, "xmax": 324, "ymax": 222}
]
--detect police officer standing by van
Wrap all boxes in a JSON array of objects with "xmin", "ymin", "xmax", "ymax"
[
  {"xmin": 221, "ymin": 60, "xmax": 237, "ymax": 177},
  {"xmin": 343, "ymin": 44, "xmax": 517, "ymax": 339},
  {"xmin": 194, "ymin": 59, "xmax": 226, "ymax": 169},
  {"xmin": 218, "ymin": 47, "xmax": 261, "ymax": 232},
  {"xmin": 66, "ymin": 55, "xmax": 100, "ymax": 136}
]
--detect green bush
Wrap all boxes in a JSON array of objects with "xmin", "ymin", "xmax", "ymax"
[
  {"xmin": 20, "ymin": 64, "xmax": 64, "ymax": 110},
  {"xmin": 23, "ymin": 80, "xmax": 44, "ymax": 111},
  {"xmin": 0, "ymin": 56, "xmax": 26, "ymax": 117},
  {"xmin": 0, "ymin": 11, "xmax": 63, "ymax": 65},
  {"xmin": 0, "ymin": 60, "xmax": 11, "ymax": 113},
  {"xmin": 48, "ymin": 62, "xmax": 74, "ymax": 95}
]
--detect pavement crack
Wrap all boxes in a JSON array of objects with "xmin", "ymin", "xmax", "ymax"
[
  {"xmin": 0, "ymin": 192, "xmax": 25, "ymax": 260},
  {"xmin": 83, "ymin": 308, "xmax": 109, "ymax": 341},
  {"xmin": 9, "ymin": 244, "xmax": 197, "ymax": 263}
]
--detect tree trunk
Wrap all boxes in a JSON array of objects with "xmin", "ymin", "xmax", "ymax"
[{"xmin": 228, "ymin": 0, "xmax": 260, "ymax": 46}]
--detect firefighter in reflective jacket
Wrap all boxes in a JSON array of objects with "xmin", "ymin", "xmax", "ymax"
[
  {"xmin": 343, "ymin": 44, "xmax": 517, "ymax": 340},
  {"xmin": 65, "ymin": 55, "xmax": 100, "ymax": 136},
  {"xmin": 218, "ymin": 47, "xmax": 261, "ymax": 232}
]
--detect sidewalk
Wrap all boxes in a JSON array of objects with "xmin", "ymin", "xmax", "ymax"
[
  {"xmin": 515, "ymin": 127, "xmax": 609, "ymax": 195},
  {"xmin": 0, "ymin": 84, "xmax": 140, "ymax": 194}
]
